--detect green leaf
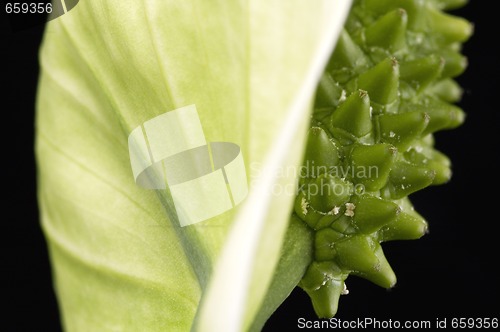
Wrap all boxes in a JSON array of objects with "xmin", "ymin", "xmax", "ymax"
[{"xmin": 36, "ymin": 0, "xmax": 352, "ymax": 330}]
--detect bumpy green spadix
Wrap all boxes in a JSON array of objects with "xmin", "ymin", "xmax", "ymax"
[{"xmin": 296, "ymin": 0, "xmax": 471, "ymax": 318}]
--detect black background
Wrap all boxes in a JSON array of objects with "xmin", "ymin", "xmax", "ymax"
[{"xmin": 2, "ymin": 1, "xmax": 498, "ymax": 331}]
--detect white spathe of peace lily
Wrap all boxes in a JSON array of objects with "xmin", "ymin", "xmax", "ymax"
[{"xmin": 36, "ymin": 1, "xmax": 352, "ymax": 331}]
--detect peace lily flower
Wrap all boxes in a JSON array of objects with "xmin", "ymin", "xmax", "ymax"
[
  {"xmin": 36, "ymin": 1, "xmax": 353, "ymax": 330},
  {"xmin": 37, "ymin": 0, "xmax": 473, "ymax": 328}
]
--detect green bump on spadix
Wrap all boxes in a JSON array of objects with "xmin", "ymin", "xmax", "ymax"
[
  {"xmin": 359, "ymin": 241, "xmax": 397, "ymax": 289},
  {"xmin": 423, "ymin": 100, "xmax": 466, "ymax": 134},
  {"xmin": 386, "ymin": 162, "xmax": 436, "ymax": 199},
  {"xmin": 315, "ymin": 72, "xmax": 344, "ymax": 108},
  {"xmin": 329, "ymin": 90, "xmax": 372, "ymax": 137},
  {"xmin": 365, "ymin": 9, "xmax": 408, "ymax": 52},
  {"xmin": 300, "ymin": 261, "xmax": 347, "ymax": 318},
  {"xmin": 315, "ymin": 228, "xmax": 344, "ymax": 261},
  {"xmin": 304, "ymin": 127, "xmax": 340, "ymax": 176},
  {"xmin": 377, "ymin": 111, "xmax": 430, "ymax": 150},
  {"xmin": 440, "ymin": 49, "xmax": 468, "ymax": 78},
  {"xmin": 358, "ymin": 57, "xmax": 400, "ymax": 105},
  {"xmin": 364, "ymin": 0, "xmax": 425, "ymax": 30},
  {"xmin": 430, "ymin": 78, "xmax": 463, "ymax": 103},
  {"xmin": 379, "ymin": 210, "xmax": 428, "ymax": 241},
  {"xmin": 308, "ymin": 175, "xmax": 353, "ymax": 213},
  {"xmin": 334, "ymin": 235, "xmax": 396, "ymax": 288},
  {"xmin": 428, "ymin": 6, "xmax": 473, "ymax": 43},
  {"xmin": 329, "ymin": 30, "xmax": 369, "ymax": 71},
  {"xmin": 297, "ymin": 0, "xmax": 470, "ymax": 318},
  {"xmin": 404, "ymin": 147, "xmax": 452, "ymax": 185},
  {"xmin": 400, "ymin": 55, "xmax": 444, "ymax": 92},
  {"xmin": 349, "ymin": 143, "xmax": 397, "ymax": 191},
  {"xmin": 353, "ymin": 195, "xmax": 401, "ymax": 234},
  {"xmin": 434, "ymin": 0, "xmax": 468, "ymax": 10}
]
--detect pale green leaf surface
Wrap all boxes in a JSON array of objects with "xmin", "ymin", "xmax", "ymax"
[{"xmin": 36, "ymin": 0, "xmax": 351, "ymax": 331}]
